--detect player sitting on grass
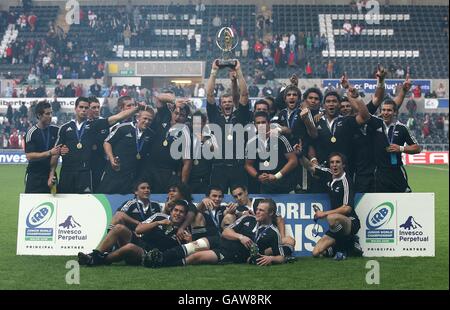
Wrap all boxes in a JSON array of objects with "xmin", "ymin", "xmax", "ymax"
[{"xmin": 77, "ymin": 200, "xmax": 190, "ymax": 266}]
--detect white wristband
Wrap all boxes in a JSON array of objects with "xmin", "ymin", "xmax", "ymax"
[
  {"xmin": 310, "ymin": 157, "xmax": 318, "ymax": 163},
  {"xmin": 275, "ymin": 172, "xmax": 283, "ymax": 180},
  {"xmin": 399, "ymin": 146, "xmax": 405, "ymax": 152}
]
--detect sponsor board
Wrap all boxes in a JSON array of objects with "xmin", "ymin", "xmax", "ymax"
[
  {"xmin": 18, "ymin": 193, "xmax": 434, "ymax": 257},
  {"xmin": 323, "ymin": 79, "xmax": 431, "ymax": 94},
  {"xmin": 424, "ymin": 98, "xmax": 449, "ymax": 109},
  {"xmin": 355, "ymin": 193, "xmax": 434, "ymax": 257}
]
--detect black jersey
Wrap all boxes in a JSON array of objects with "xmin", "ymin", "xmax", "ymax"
[
  {"xmin": 148, "ymin": 108, "xmax": 191, "ymax": 169},
  {"xmin": 190, "ymin": 130, "xmax": 217, "ymax": 180},
  {"xmin": 368, "ymin": 116, "xmax": 418, "ymax": 169},
  {"xmin": 203, "ymin": 205, "xmax": 227, "ymax": 236},
  {"xmin": 117, "ymin": 198, "xmax": 161, "ymax": 222},
  {"xmin": 105, "ymin": 122, "xmax": 154, "ymax": 171},
  {"xmin": 55, "ymin": 119, "xmax": 110, "ymax": 170},
  {"xmin": 90, "ymin": 117, "xmax": 109, "ymax": 161},
  {"xmin": 315, "ymin": 167, "xmax": 359, "ymax": 220},
  {"xmin": 245, "ymin": 133, "xmax": 294, "ymax": 174},
  {"xmin": 206, "ymin": 102, "xmax": 251, "ymax": 163},
  {"xmin": 351, "ymin": 123, "xmax": 376, "ymax": 176},
  {"xmin": 24, "ymin": 124, "xmax": 59, "ymax": 174},
  {"xmin": 227, "ymin": 215, "xmax": 284, "ymax": 256},
  {"xmin": 140, "ymin": 213, "xmax": 181, "ymax": 251},
  {"xmin": 314, "ymin": 115, "xmax": 360, "ymax": 165},
  {"xmin": 271, "ymin": 108, "xmax": 312, "ymax": 144}
]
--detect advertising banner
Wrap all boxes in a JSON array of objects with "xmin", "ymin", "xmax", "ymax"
[
  {"xmin": 0, "ymin": 97, "xmax": 105, "ymax": 114},
  {"xmin": 17, "ymin": 193, "xmax": 434, "ymax": 257},
  {"xmin": 322, "ymin": 79, "xmax": 431, "ymax": 94},
  {"xmin": 4, "ymin": 150, "xmax": 448, "ymax": 165},
  {"xmin": 424, "ymin": 98, "xmax": 449, "ymax": 109}
]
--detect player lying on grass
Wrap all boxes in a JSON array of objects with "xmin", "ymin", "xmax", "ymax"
[
  {"xmin": 143, "ymin": 198, "xmax": 287, "ymax": 267},
  {"xmin": 77, "ymin": 200, "xmax": 190, "ymax": 266}
]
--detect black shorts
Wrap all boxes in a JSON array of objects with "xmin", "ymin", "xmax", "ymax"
[
  {"xmin": 130, "ymin": 234, "xmax": 152, "ymax": 252},
  {"xmin": 58, "ymin": 168, "xmax": 92, "ymax": 194},
  {"xmin": 25, "ymin": 171, "xmax": 51, "ymax": 193},
  {"xmin": 97, "ymin": 168, "xmax": 136, "ymax": 194},
  {"xmin": 374, "ymin": 166, "xmax": 411, "ymax": 193},
  {"xmin": 212, "ymin": 239, "xmax": 249, "ymax": 264},
  {"xmin": 210, "ymin": 164, "xmax": 248, "ymax": 194},
  {"xmin": 354, "ymin": 173, "xmax": 375, "ymax": 193},
  {"xmin": 325, "ymin": 217, "xmax": 361, "ymax": 240}
]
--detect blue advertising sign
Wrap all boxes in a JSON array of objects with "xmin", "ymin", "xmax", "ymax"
[{"xmin": 323, "ymin": 79, "xmax": 432, "ymax": 94}]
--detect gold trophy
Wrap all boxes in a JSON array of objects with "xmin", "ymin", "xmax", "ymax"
[{"xmin": 215, "ymin": 27, "xmax": 239, "ymax": 69}]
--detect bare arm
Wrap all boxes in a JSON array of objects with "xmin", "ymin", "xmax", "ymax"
[
  {"xmin": 393, "ymin": 74, "xmax": 412, "ymax": 110},
  {"xmin": 372, "ymin": 64, "xmax": 387, "ymax": 107},
  {"xmin": 155, "ymin": 93, "xmax": 176, "ymax": 109},
  {"xmin": 181, "ymin": 159, "xmax": 192, "ymax": 184},
  {"xmin": 107, "ymin": 104, "xmax": 141, "ymax": 126},
  {"xmin": 300, "ymin": 107, "xmax": 318, "ymax": 139},
  {"xmin": 230, "ymin": 71, "xmax": 240, "ymax": 108},
  {"xmin": 278, "ymin": 152, "xmax": 298, "ymax": 177},
  {"xmin": 347, "ymin": 89, "xmax": 370, "ymax": 125},
  {"xmin": 245, "ymin": 159, "xmax": 258, "ymax": 179},
  {"xmin": 235, "ymin": 60, "xmax": 249, "ymax": 105},
  {"xmin": 206, "ymin": 60, "xmax": 219, "ymax": 104}
]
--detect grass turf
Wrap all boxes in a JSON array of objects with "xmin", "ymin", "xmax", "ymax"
[{"xmin": 0, "ymin": 164, "xmax": 448, "ymax": 290}]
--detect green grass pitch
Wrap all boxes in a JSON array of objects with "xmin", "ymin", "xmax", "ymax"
[{"xmin": 0, "ymin": 164, "xmax": 448, "ymax": 290}]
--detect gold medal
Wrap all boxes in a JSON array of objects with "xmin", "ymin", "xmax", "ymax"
[
  {"xmin": 136, "ymin": 153, "xmax": 141, "ymax": 160},
  {"xmin": 330, "ymin": 136, "xmax": 337, "ymax": 143},
  {"xmin": 77, "ymin": 143, "xmax": 83, "ymax": 149},
  {"xmin": 194, "ymin": 159, "xmax": 199, "ymax": 165},
  {"xmin": 92, "ymin": 144, "xmax": 97, "ymax": 150},
  {"xmin": 163, "ymin": 140, "xmax": 168, "ymax": 147},
  {"xmin": 227, "ymin": 134, "xmax": 233, "ymax": 141},
  {"xmin": 263, "ymin": 161, "xmax": 270, "ymax": 167}
]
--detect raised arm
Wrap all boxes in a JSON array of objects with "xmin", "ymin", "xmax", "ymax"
[
  {"xmin": 234, "ymin": 60, "xmax": 249, "ymax": 106},
  {"xmin": 206, "ymin": 60, "xmax": 220, "ymax": 105}
]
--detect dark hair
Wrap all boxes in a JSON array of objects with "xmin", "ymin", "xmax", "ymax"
[
  {"xmin": 75, "ymin": 97, "xmax": 90, "ymax": 107},
  {"xmin": 257, "ymin": 198, "xmax": 278, "ymax": 222},
  {"xmin": 231, "ymin": 184, "xmax": 248, "ymax": 193},
  {"xmin": 323, "ymin": 91, "xmax": 341, "ymax": 104},
  {"xmin": 382, "ymin": 98, "xmax": 397, "ymax": 112},
  {"xmin": 283, "ymin": 84, "xmax": 302, "ymax": 101},
  {"xmin": 35, "ymin": 101, "xmax": 51, "ymax": 118},
  {"xmin": 132, "ymin": 179, "xmax": 150, "ymax": 192},
  {"xmin": 117, "ymin": 96, "xmax": 134, "ymax": 110},
  {"xmin": 88, "ymin": 96, "xmax": 100, "ymax": 104},
  {"xmin": 207, "ymin": 185, "xmax": 223, "ymax": 197},
  {"xmin": 171, "ymin": 199, "xmax": 189, "ymax": 213},
  {"xmin": 328, "ymin": 152, "xmax": 347, "ymax": 166},
  {"xmin": 253, "ymin": 111, "xmax": 270, "ymax": 122},
  {"xmin": 168, "ymin": 183, "xmax": 193, "ymax": 203},
  {"xmin": 254, "ymin": 99, "xmax": 270, "ymax": 111},
  {"xmin": 303, "ymin": 87, "xmax": 323, "ymax": 103}
]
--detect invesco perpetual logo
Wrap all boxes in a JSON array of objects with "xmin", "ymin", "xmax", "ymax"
[
  {"xmin": 26, "ymin": 202, "xmax": 55, "ymax": 228},
  {"xmin": 366, "ymin": 202, "xmax": 394, "ymax": 230}
]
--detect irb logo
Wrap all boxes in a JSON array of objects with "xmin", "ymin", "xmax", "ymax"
[
  {"xmin": 65, "ymin": 0, "xmax": 80, "ymax": 25},
  {"xmin": 365, "ymin": 0, "xmax": 380, "ymax": 25}
]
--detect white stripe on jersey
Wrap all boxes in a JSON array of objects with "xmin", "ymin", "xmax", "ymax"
[
  {"xmin": 342, "ymin": 175, "xmax": 350, "ymax": 206},
  {"xmin": 119, "ymin": 198, "xmax": 138, "ymax": 212},
  {"xmin": 26, "ymin": 126, "xmax": 37, "ymax": 143},
  {"xmin": 279, "ymin": 135, "xmax": 293, "ymax": 152},
  {"xmin": 55, "ymin": 120, "xmax": 73, "ymax": 146},
  {"xmin": 229, "ymin": 214, "xmax": 254, "ymax": 229},
  {"xmin": 398, "ymin": 122, "xmax": 419, "ymax": 145},
  {"xmin": 269, "ymin": 224, "xmax": 284, "ymax": 257},
  {"xmin": 142, "ymin": 212, "xmax": 169, "ymax": 224},
  {"xmin": 105, "ymin": 122, "xmax": 132, "ymax": 142}
]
